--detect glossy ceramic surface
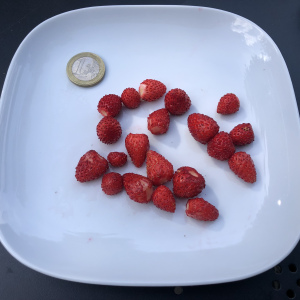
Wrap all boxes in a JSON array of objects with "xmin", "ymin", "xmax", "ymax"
[{"xmin": 0, "ymin": 6, "xmax": 300, "ymax": 286}]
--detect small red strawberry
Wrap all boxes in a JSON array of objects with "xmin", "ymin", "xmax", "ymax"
[
  {"xmin": 186, "ymin": 198, "xmax": 219, "ymax": 221},
  {"xmin": 96, "ymin": 117, "xmax": 122, "ymax": 144},
  {"xmin": 147, "ymin": 108, "xmax": 170, "ymax": 135},
  {"xmin": 187, "ymin": 113, "xmax": 219, "ymax": 144},
  {"xmin": 123, "ymin": 173, "xmax": 153, "ymax": 203},
  {"xmin": 207, "ymin": 131, "xmax": 235, "ymax": 161},
  {"xmin": 107, "ymin": 152, "xmax": 127, "ymax": 167},
  {"xmin": 152, "ymin": 185, "xmax": 176, "ymax": 213},
  {"xmin": 173, "ymin": 167, "xmax": 205, "ymax": 198},
  {"xmin": 97, "ymin": 94, "xmax": 122, "ymax": 117},
  {"xmin": 75, "ymin": 150, "xmax": 108, "ymax": 182},
  {"xmin": 229, "ymin": 123, "xmax": 254, "ymax": 146},
  {"xmin": 164, "ymin": 88, "xmax": 191, "ymax": 115},
  {"xmin": 146, "ymin": 150, "xmax": 174, "ymax": 186},
  {"xmin": 228, "ymin": 152, "xmax": 257, "ymax": 183},
  {"xmin": 101, "ymin": 172, "xmax": 123, "ymax": 195},
  {"xmin": 139, "ymin": 79, "xmax": 166, "ymax": 102},
  {"xmin": 125, "ymin": 133, "xmax": 150, "ymax": 168},
  {"xmin": 121, "ymin": 88, "xmax": 141, "ymax": 109},
  {"xmin": 217, "ymin": 93, "xmax": 240, "ymax": 115}
]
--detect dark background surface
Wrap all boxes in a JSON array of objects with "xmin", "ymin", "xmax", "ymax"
[{"xmin": 0, "ymin": 0, "xmax": 300, "ymax": 299}]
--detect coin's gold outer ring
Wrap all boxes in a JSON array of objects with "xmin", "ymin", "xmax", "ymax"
[{"xmin": 66, "ymin": 52, "xmax": 105, "ymax": 87}]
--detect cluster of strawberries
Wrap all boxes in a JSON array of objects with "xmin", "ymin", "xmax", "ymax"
[
  {"xmin": 188, "ymin": 93, "xmax": 257, "ymax": 184},
  {"xmin": 75, "ymin": 79, "xmax": 256, "ymax": 222},
  {"xmin": 95, "ymin": 80, "xmax": 192, "ymax": 144}
]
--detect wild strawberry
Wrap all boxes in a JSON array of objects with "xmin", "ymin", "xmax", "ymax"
[
  {"xmin": 146, "ymin": 150, "xmax": 174, "ymax": 186},
  {"xmin": 75, "ymin": 150, "xmax": 108, "ymax": 182},
  {"xmin": 186, "ymin": 198, "xmax": 219, "ymax": 221},
  {"xmin": 173, "ymin": 167, "xmax": 205, "ymax": 198},
  {"xmin": 152, "ymin": 185, "xmax": 176, "ymax": 213},
  {"xmin": 230, "ymin": 123, "xmax": 254, "ymax": 146},
  {"xmin": 217, "ymin": 93, "xmax": 240, "ymax": 115},
  {"xmin": 125, "ymin": 133, "xmax": 149, "ymax": 168},
  {"xmin": 207, "ymin": 131, "xmax": 235, "ymax": 161},
  {"xmin": 228, "ymin": 152, "xmax": 257, "ymax": 183},
  {"xmin": 107, "ymin": 152, "xmax": 127, "ymax": 167},
  {"xmin": 139, "ymin": 79, "xmax": 166, "ymax": 102},
  {"xmin": 123, "ymin": 173, "xmax": 153, "ymax": 203},
  {"xmin": 96, "ymin": 117, "xmax": 122, "ymax": 144},
  {"xmin": 147, "ymin": 108, "xmax": 170, "ymax": 135},
  {"xmin": 188, "ymin": 113, "xmax": 219, "ymax": 144},
  {"xmin": 164, "ymin": 88, "xmax": 191, "ymax": 115},
  {"xmin": 97, "ymin": 94, "xmax": 122, "ymax": 117},
  {"xmin": 101, "ymin": 172, "xmax": 123, "ymax": 195},
  {"xmin": 121, "ymin": 88, "xmax": 141, "ymax": 109}
]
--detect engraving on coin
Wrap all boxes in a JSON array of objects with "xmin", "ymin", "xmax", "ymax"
[
  {"xmin": 71, "ymin": 57, "xmax": 100, "ymax": 81},
  {"xmin": 66, "ymin": 52, "xmax": 105, "ymax": 87}
]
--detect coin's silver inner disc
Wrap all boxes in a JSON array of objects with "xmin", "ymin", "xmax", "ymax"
[{"xmin": 71, "ymin": 57, "xmax": 100, "ymax": 81}]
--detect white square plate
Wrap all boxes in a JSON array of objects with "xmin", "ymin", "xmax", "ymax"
[{"xmin": 1, "ymin": 5, "xmax": 300, "ymax": 286}]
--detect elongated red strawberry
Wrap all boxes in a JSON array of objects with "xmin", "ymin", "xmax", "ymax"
[
  {"xmin": 101, "ymin": 172, "xmax": 123, "ymax": 195},
  {"xmin": 173, "ymin": 167, "xmax": 205, "ymax": 198},
  {"xmin": 107, "ymin": 152, "xmax": 127, "ymax": 167},
  {"xmin": 96, "ymin": 117, "xmax": 122, "ymax": 144},
  {"xmin": 164, "ymin": 88, "xmax": 191, "ymax": 115},
  {"xmin": 152, "ymin": 185, "xmax": 176, "ymax": 213},
  {"xmin": 97, "ymin": 94, "xmax": 122, "ymax": 117},
  {"xmin": 123, "ymin": 173, "xmax": 153, "ymax": 203},
  {"xmin": 217, "ymin": 93, "xmax": 240, "ymax": 115},
  {"xmin": 188, "ymin": 113, "xmax": 219, "ymax": 144},
  {"xmin": 230, "ymin": 123, "xmax": 254, "ymax": 146},
  {"xmin": 186, "ymin": 198, "xmax": 219, "ymax": 221},
  {"xmin": 147, "ymin": 108, "xmax": 170, "ymax": 135},
  {"xmin": 228, "ymin": 152, "xmax": 256, "ymax": 183},
  {"xmin": 146, "ymin": 150, "xmax": 174, "ymax": 186},
  {"xmin": 121, "ymin": 88, "xmax": 141, "ymax": 109},
  {"xmin": 75, "ymin": 150, "xmax": 108, "ymax": 182},
  {"xmin": 125, "ymin": 133, "xmax": 149, "ymax": 167},
  {"xmin": 139, "ymin": 79, "xmax": 166, "ymax": 102},
  {"xmin": 207, "ymin": 131, "xmax": 235, "ymax": 161}
]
